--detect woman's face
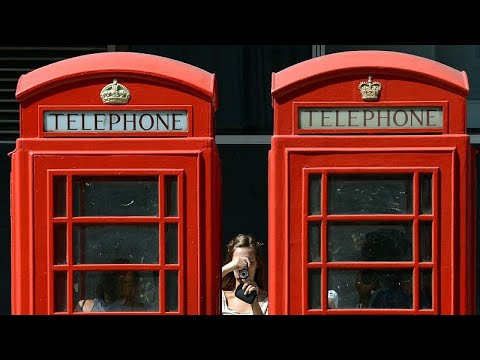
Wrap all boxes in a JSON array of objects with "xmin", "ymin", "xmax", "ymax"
[{"xmin": 232, "ymin": 247, "xmax": 257, "ymax": 280}]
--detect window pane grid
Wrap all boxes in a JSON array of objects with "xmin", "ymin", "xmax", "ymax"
[
  {"xmin": 50, "ymin": 172, "xmax": 183, "ymax": 314},
  {"xmin": 304, "ymin": 169, "xmax": 436, "ymax": 313}
]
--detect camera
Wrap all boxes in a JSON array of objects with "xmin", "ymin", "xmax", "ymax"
[
  {"xmin": 238, "ymin": 267, "xmax": 249, "ymax": 279},
  {"xmin": 235, "ymin": 266, "xmax": 257, "ymax": 304}
]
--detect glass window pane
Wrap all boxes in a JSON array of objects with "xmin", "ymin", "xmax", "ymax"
[
  {"xmin": 54, "ymin": 176, "xmax": 66, "ymax": 217},
  {"xmin": 420, "ymin": 222, "xmax": 432, "ymax": 262},
  {"xmin": 138, "ymin": 271, "xmax": 159, "ymax": 312},
  {"xmin": 308, "ymin": 222, "xmax": 321, "ymax": 262},
  {"xmin": 328, "ymin": 174, "xmax": 413, "ymax": 214},
  {"xmin": 328, "ymin": 269, "xmax": 359, "ymax": 309},
  {"xmin": 370, "ymin": 270, "xmax": 412, "ymax": 309},
  {"xmin": 420, "ymin": 174, "xmax": 432, "ymax": 214},
  {"xmin": 73, "ymin": 176, "xmax": 158, "ymax": 216},
  {"xmin": 420, "ymin": 269, "xmax": 432, "ymax": 309},
  {"xmin": 165, "ymin": 176, "xmax": 178, "ymax": 217},
  {"xmin": 54, "ymin": 223, "xmax": 67, "ymax": 265},
  {"xmin": 308, "ymin": 269, "xmax": 321, "ymax": 309},
  {"xmin": 73, "ymin": 224, "xmax": 159, "ymax": 264},
  {"xmin": 329, "ymin": 269, "xmax": 413, "ymax": 309},
  {"xmin": 328, "ymin": 222, "xmax": 412, "ymax": 262},
  {"xmin": 54, "ymin": 272, "xmax": 67, "ymax": 313},
  {"xmin": 308, "ymin": 175, "xmax": 321, "ymax": 215},
  {"xmin": 165, "ymin": 271, "xmax": 178, "ymax": 312},
  {"xmin": 165, "ymin": 223, "xmax": 178, "ymax": 264},
  {"xmin": 73, "ymin": 271, "xmax": 157, "ymax": 312}
]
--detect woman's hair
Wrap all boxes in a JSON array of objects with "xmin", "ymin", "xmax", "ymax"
[
  {"xmin": 221, "ymin": 233, "xmax": 266, "ymax": 291},
  {"xmin": 95, "ymin": 271, "xmax": 120, "ymax": 302}
]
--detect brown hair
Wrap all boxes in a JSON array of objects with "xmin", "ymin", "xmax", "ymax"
[{"xmin": 221, "ymin": 233, "xmax": 266, "ymax": 291}]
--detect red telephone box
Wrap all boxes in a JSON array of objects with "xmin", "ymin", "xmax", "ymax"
[
  {"xmin": 11, "ymin": 52, "xmax": 221, "ymax": 314},
  {"xmin": 269, "ymin": 50, "xmax": 476, "ymax": 314}
]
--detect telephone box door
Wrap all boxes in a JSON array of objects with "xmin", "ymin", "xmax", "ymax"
[
  {"xmin": 289, "ymin": 149, "xmax": 454, "ymax": 314},
  {"xmin": 33, "ymin": 154, "xmax": 200, "ymax": 314}
]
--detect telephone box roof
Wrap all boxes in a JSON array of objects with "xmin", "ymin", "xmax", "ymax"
[
  {"xmin": 16, "ymin": 51, "xmax": 217, "ymax": 109},
  {"xmin": 272, "ymin": 50, "xmax": 469, "ymax": 98}
]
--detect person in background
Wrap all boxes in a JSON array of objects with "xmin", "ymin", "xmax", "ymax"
[
  {"xmin": 221, "ymin": 233, "xmax": 268, "ymax": 315},
  {"xmin": 355, "ymin": 269, "xmax": 380, "ymax": 308},
  {"xmin": 75, "ymin": 259, "xmax": 146, "ymax": 312},
  {"xmin": 367, "ymin": 270, "xmax": 431, "ymax": 309}
]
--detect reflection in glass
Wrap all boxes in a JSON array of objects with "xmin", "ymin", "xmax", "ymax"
[
  {"xmin": 73, "ymin": 270, "xmax": 158, "ymax": 312},
  {"xmin": 420, "ymin": 174, "xmax": 432, "ymax": 214},
  {"xmin": 329, "ymin": 269, "xmax": 413, "ymax": 309},
  {"xmin": 308, "ymin": 269, "xmax": 321, "ymax": 309},
  {"xmin": 54, "ymin": 176, "xmax": 67, "ymax": 217},
  {"xmin": 165, "ymin": 271, "xmax": 178, "ymax": 312},
  {"xmin": 328, "ymin": 269, "xmax": 359, "ymax": 309},
  {"xmin": 138, "ymin": 271, "xmax": 159, "ymax": 310},
  {"xmin": 165, "ymin": 223, "xmax": 178, "ymax": 264},
  {"xmin": 54, "ymin": 272, "xmax": 67, "ymax": 312},
  {"xmin": 73, "ymin": 224, "xmax": 159, "ymax": 264},
  {"xmin": 165, "ymin": 176, "xmax": 178, "ymax": 217},
  {"xmin": 328, "ymin": 174, "xmax": 412, "ymax": 214},
  {"xmin": 54, "ymin": 223, "xmax": 67, "ymax": 265},
  {"xmin": 308, "ymin": 222, "xmax": 321, "ymax": 262},
  {"xmin": 73, "ymin": 176, "xmax": 158, "ymax": 216},
  {"xmin": 420, "ymin": 269, "xmax": 432, "ymax": 309},
  {"xmin": 308, "ymin": 175, "xmax": 321, "ymax": 215},
  {"xmin": 419, "ymin": 222, "xmax": 432, "ymax": 262},
  {"xmin": 328, "ymin": 222, "xmax": 412, "ymax": 262}
]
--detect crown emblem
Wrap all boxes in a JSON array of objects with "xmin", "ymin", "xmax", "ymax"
[
  {"xmin": 358, "ymin": 76, "xmax": 381, "ymax": 101},
  {"xmin": 100, "ymin": 79, "xmax": 130, "ymax": 104}
]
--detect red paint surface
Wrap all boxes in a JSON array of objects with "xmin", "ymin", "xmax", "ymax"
[
  {"xmin": 11, "ymin": 52, "xmax": 221, "ymax": 314},
  {"xmin": 269, "ymin": 51, "xmax": 475, "ymax": 314}
]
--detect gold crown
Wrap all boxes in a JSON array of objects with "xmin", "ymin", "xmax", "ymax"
[
  {"xmin": 100, "ymin": 79, "xmax": 131, "ymax": 104},
  {"xmin": 358, "ymin": 76, "xmax": 381, "ymax": 101}
]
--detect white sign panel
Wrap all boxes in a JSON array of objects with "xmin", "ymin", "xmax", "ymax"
[
  {"xmin": 299, "ymin": 107, "xmax": 443, "ymax": 129},
  {"xmin": 44, "ymin": 110, "xmax": 188, "ymax": 132}
]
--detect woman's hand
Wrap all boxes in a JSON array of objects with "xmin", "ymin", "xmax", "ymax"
[
  {"xmin": 231, "ymin": 256, "xmax": 251, "ymax": 271},
  {"xmin": 241, "ymin": 279, "xmax": 265, "ymax": 315},
  {"xmin": 240, "ymin": 279, "xmax": 259, "ymax": 296},
  {"xmin": 222, "ymin": 256, "xmax": 251, "ymax": 278}
]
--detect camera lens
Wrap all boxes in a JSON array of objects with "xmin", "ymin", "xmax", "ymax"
[{"xmin": 239, "ymin": 268, "xmax": 249, "ymax": 279}]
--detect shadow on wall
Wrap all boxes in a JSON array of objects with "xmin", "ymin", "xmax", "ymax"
[{"xmin": 219, "ymin": 144, "xmax": 269, "ymax": 285}]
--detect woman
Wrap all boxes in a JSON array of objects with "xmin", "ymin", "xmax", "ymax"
[
  {"xmin": 221, "ymin": 233, "xmax": 268, "ymax": 315},
  {"xmin": 75, "ymin": 259, "xmax": 146, "ymax": 312}
]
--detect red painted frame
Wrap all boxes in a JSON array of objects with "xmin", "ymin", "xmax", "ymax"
[
  {"xmin": 35, "ymin": 155, "xmax": 195, "ymax": 315},
  {"xmin": 269, "ymin": 50, "xmax": 475, "ymax": 315},
  {"xmin": 291, "ymin": 156, "xmax": 443, "ymax": 315},
  {"xmin": 11, "ymin": 52, "xmax": 221, "ymax": 315}
]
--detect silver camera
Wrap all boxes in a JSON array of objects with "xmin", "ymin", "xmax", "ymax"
[{"xmin": 239, "ymin": 267, "xmax": 249, "ymax": 279}]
